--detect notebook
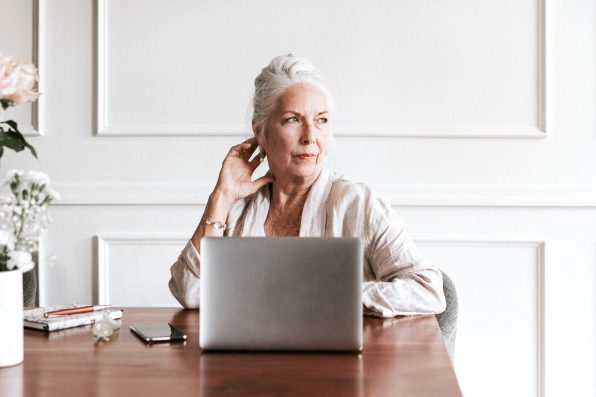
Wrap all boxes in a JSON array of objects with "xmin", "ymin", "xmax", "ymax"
[{"xmin": 199, "ymin": 237, "xmax": 363, "ymax": 351}]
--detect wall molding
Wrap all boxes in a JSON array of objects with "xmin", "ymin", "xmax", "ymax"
[
  {"xmin": 537, "ymin": 0, "xmax": 546, "ymax": 134},
  {"xmin": 16, "ymin": 0, "xmax": 43, "ymax": 137},
  {"xmin": 416, "ymin": 237, "xmax": 545, "ymax": 397},
  {"xmin": 95, "ymin": 0, "xmax": 546, "ymax": 139},
  {"xmin": 93, "ymin": 234, "xmax": 188, "ymax": 305},
  {"xmin": 53, "ymin": 182, "xmax": 596, "ymax": 207}
]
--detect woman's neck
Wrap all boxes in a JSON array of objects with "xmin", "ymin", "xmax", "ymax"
[
  {"xmin": 270, "ymin": 181, "xmax": 311, "ymax": 211},
  {"xmin": 265, "ymin": 181, "xmax": 312, "ymax": 237},
  {"xmin": 268, "ymin": 169, "xmax": 321, "ymax": 209}
]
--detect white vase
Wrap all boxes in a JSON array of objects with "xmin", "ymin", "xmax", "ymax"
[{"xmin": 0, "ymin": 269, "xmax": 24, "ymax": 367}]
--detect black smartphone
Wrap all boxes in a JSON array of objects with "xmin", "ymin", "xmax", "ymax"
[{"xmin": 129, "ymin": 323, "xmax": 187, "ymax": 343}]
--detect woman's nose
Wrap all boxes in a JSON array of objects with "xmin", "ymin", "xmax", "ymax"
[{"xmin": 301, "ymin": 123, "xmax": 316, "ymax": 144}]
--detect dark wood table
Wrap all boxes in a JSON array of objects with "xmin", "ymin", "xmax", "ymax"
[{"xmin": 0, "ymin": 308, "xmax": 461, "ymax": 396}]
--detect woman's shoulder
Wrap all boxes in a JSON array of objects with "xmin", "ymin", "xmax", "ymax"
[
  {"xmin": 326, "ymin": 171, "xmax": 402, "ymax": 234},
  {"xmin": 329, "ymin": 172, "xmax": 376, "ymax": 198},
  {"xmin": 328, "ymin": 172, "xmax": 386, "ymax": 210},
  {"xmin": 328, "ymin": 171, "xmax": 405, "ymax": 233}
]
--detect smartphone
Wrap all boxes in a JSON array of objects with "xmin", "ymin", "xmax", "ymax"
[{"xmin": 129, "ymin": 323, "xmax": 187, "ymax": 343}]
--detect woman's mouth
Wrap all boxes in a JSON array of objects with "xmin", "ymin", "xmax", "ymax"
[{"xmin": 294, "ymin": 153, "xmax": 317, "ymax": 160}]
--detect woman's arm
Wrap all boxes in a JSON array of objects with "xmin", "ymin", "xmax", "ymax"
[
  {"xmin": 169, "ymin": 241, "xmax": 203, "ymax": 308},
  {"xmin": 362, "ymin": 195, "xmax": 446, "ymax": 317},
  {"xmin": 190, "ymin": 137, "xmax": 273, "ymax": 253},
  {"xmin": 169, "ymin": 137, "xmax": 273, "ymax": 308}
]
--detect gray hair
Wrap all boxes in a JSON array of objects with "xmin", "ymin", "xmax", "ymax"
[{"xmin": 252, "ymin": 54, "xmax": 333, "ymax": 137}]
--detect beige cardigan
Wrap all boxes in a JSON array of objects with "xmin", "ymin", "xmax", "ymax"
[{"xmin": 169, "ymin": 168, "xmax": 446, "ymax": 317}]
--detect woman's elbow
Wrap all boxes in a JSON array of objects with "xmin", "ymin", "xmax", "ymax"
[
  {"xmin": 168, "ymin": 277, "xmax": 200, "ymax": 309},
  {"xmin": 415, "ymin": 267, "xmax": 447, "ymax": 314},
  {"xmin": 427, "ymin": 269, "xmax": 447, "ymax": 314},
  {"xmin": 432, "ymin": 287, "xmax": 447, "ymax": 314}
]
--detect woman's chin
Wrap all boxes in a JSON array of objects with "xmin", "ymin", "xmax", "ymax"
[{"xmin": 277, "ymin": 163, "xmax": 321, "ymax": 180}]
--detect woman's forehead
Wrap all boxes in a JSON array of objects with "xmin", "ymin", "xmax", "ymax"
[{"xmin": 277, "ymin": 83, "xmax": 328, "ymax": 114}]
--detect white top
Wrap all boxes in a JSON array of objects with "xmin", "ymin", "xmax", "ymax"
[{"xmin": 168, "ymin": 168, "xmax": 446, "ymax": 317}]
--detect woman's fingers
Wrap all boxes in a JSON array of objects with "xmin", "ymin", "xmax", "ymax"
[
  {"xmin": 246, "ymin": 175, "xmax": 275, "ymax": 195},
  {"xmin": 217, "ymin": 137, "xmax": 270, "ymax": 200},
  {"xmin": 228, "ymin": 143, "xmax": 251, "ymax": 158},
  {"xmin": 228, "ymin": 138, "xmax": 259, "ymax": 160}
]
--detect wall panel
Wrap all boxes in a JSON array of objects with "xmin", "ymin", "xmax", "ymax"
[
  {"xmin": 419, "ymin": 239, "xmax": 544, "ymax": 397},
  {"xmin": 97, "ymin": 0, "xmax": 544, "ymax": 138},
  {"xmin": 95, "ymin": 235, "xmax": 186, "ymax": 306},
  {"xmin": 0, "ymin": 0, "xmax": 41, "ymax": 136}
]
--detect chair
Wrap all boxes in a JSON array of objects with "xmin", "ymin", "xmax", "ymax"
[{"xmin": 435, "ymin": 270, "xmax": 458, "ymax": 361}]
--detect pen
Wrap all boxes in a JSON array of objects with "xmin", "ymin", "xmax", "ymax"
[{"xmin": 44, "ymin": 305, "xmax": 111, "ymax": 318}]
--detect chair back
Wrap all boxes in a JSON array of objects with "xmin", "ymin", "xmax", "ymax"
[{"xmin": 435, "ymin": 270, "xmax": 458, "ymax": 361}]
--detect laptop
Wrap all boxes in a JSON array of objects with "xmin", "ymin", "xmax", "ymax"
[{"xmin": 199, "ymin": 237, "xmax": 363, "ymax": 351}]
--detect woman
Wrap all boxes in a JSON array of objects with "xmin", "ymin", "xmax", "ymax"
[{"xmin": 169, "ymin": 54, "xmax": 446, "ymax": 317}]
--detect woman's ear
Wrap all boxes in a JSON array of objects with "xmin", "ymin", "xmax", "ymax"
[
  {"xmin": 252, "ymin": 118, "xmax": 264, "ymax": 148},
  {"xmin": 251, "ymin": 118, "xmax": 258, "ymax": 135}
]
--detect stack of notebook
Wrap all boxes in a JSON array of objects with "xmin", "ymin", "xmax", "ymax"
[{"xmin": 23, "ymin": 304, "xmax": 123, "ymax": 332}]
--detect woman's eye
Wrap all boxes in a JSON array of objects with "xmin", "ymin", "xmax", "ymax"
[
  {"xmin": 317, "ymin": 117, "xmax": 328, "ymax": 125},
  {"xmin": 285, "ymin": 116, "xmax": 299, "ymax": 123}
]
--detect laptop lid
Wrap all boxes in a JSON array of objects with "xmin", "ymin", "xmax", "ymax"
[{"xmin": 199, "ymin": 237, "xmax": 363, "ymax": 351}]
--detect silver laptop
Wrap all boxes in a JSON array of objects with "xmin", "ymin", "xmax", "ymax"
[{"xmin": 199, "ymin": 237, "xmax": 363, "ymax": 351}]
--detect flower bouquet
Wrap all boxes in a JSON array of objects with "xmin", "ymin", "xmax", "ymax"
[{"xmin": 0, "ymin": 170, "xmax": 58, "ymax": 272}]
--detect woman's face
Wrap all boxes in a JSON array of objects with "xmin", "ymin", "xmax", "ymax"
[{"xmin": 256, "ymin": 83, "xmax": 330, "ymax": 184}]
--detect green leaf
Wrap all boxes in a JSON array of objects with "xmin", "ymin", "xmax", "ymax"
[
  {"xmin": 0, "ymin": 128, "xmax": 38, "ymax": 159},
  {"xmin": 0, "ymin": 246, "xmax": 8, "ymax": 272},
  {"xmin": 5, "ymin": 120, "xmax": 18, "ymax": 131}
]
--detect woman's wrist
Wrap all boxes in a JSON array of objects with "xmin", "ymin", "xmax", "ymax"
[
  {"xmin": 190, "ymin": 190, "xmax": 232, "ymax": 252},
  {"xmin": 210, "ymin": 187, "xmax": 236, "ymax": 209},
  {"xmin": 202, "ymin": 189, "xmax": 235, "ymax": 229}
]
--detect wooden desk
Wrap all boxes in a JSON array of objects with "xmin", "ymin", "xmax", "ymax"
[{"xmin": 0, "ymin": 308, "xmax": 461, "ymax": 396}]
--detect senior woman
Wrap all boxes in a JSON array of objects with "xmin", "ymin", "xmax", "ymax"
[{"xmin": 169, "ymin": 54, "xmax": 446, "ymax": 317}]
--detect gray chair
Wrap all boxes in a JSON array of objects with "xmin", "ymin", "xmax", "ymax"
[{"xmin": 435, "ymin": 270, "xmax": 458, "ymax": 361}]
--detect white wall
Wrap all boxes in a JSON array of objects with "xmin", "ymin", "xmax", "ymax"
[{"xmin": 1, "ymin": 1, "xmax": 595, "ymax": 396}]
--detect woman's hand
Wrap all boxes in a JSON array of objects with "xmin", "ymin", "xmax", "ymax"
[{"xmin": 213, "ymin": 137, "xmax": 274, "ymax": 205}]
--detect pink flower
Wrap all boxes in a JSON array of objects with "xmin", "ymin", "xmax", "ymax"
[{"xmin": 0, "ymin": 54, "xmax": 41, "ymax": 107}]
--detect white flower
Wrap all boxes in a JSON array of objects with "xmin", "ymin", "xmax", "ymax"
[
  {"xmin": 7, "ymin": 250, "xmax": 34, "ymax": 272},
  {"xmin": 0, "ymin": 55, "xmax": 41, "ymax": 107},
  {"xmin": 6, "ymin": 169, "xmax": 23, "ymax": 179},
  {"xmin": 47, "ymin": 188, "xmax": 60, "ymax": 201},
  {"xmin": 25, "ymin": 170, "xmax": 50, "ymax": 185},
  {"xmin": 0, "ymin": 229, "xmax": 15, "ymax": 249}
]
